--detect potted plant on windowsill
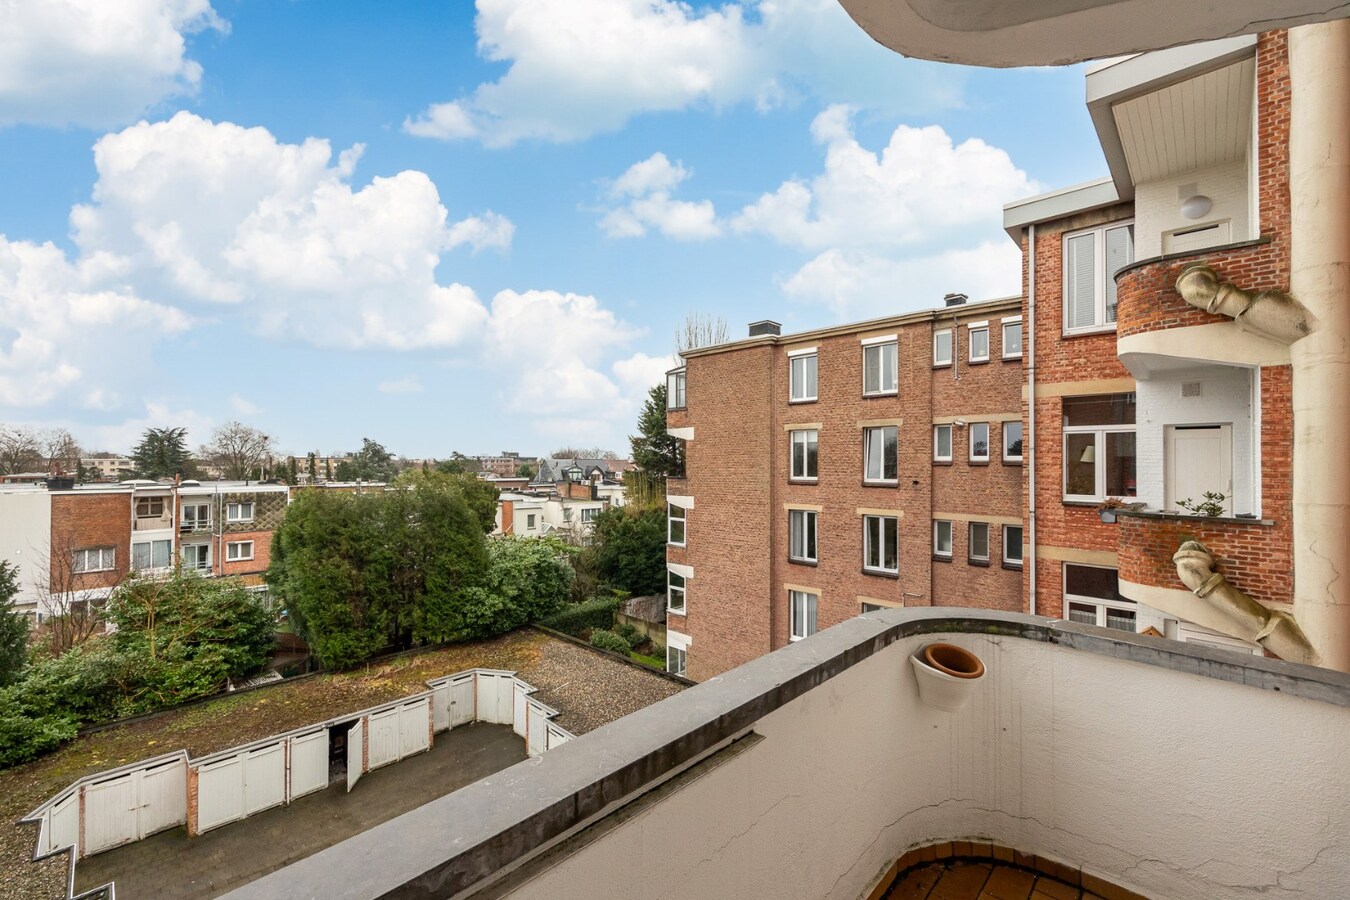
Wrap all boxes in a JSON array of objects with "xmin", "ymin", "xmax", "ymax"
[
  {"xmin": 1175, "ymin": 492, "xmax": 1228, "ymax": 518},
  {"xmin": 910, "ymin": 642, "xmax": 986, "ymax": 711},
  {"xmin": 1098, "ymin": 498, "xmax": 1126, "ymax": 523}
]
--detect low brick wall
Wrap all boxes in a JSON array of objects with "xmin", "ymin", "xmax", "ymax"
[{"xmin": 1116, "ymin": 512, "xmax": 1291, "ymax": 608}]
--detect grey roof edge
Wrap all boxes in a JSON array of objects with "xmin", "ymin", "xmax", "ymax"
[
  {"xmin": 217, "ymin": 608, "xmax": 1350, "ymax": 900},
  {"xmin": 1002, "ymin": 177, "xmax": 1123, "ymax": 242}
]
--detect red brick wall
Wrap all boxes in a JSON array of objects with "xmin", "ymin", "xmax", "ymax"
[
  {"xmin": 50, "ymin": 492, "xmax": 131, "ymax": 592},
  {"xmin": 218, "ymin": 530, "xmax": 272, "ymax": 577},
  {"xmin": 1117, "ymin": 514, "xmax": 1290, "ymax": 608}
]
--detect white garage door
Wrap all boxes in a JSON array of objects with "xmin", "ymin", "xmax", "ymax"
[
  {"xmin": 450, "ymin": 674, "xmax": 475, "ymax": 727},
  {"xmin": 82, "ymin": 757, "xmax": 187, "ymax": 856},
  {"xmin": 476, "ymin": 672, "xmax": 514, "ymax": 725},
  {"xmin": 513, "ymin": 681, "xmax": 528, "ymax": 737},
  {"xmin": 196, "ymin": 742, "xmax": 286, "ymax": 833},
  {"xmin": 399, "ymin": 700, "xmax": 430, "ymax": 758},
  {"xmin": 368, "ymin": 707, "xmax": 401, "ymax": 770},
  {"xmin": 288, "ymin": 729, "xmax": 329, "ymax": 800}
]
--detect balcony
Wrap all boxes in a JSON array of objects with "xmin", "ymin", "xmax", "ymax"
[
  {"xmin": 179, "ymin": 519, "xmax": 212, "ymax": 533},
  {"xmin": 220, "ymin": 610, "xmax": 1350, "ymax": 900}
]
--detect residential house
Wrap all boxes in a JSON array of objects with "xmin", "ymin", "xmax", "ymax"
[
  {"xmin": 665, "ymin": 298, "xmax": 1024, "ymax": 680},
  {"xmin": 495, "ymin": 490, "xmax": 608, "ymax": 537}
]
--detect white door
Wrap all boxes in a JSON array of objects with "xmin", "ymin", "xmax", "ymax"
[
  {"xmin": 450, "ymin": 675, "xmax": 475, "ymax": 727},
  {"xmin": 368, "ymin": 707, "xmax": 401, "ymax": 769},
  {"xmin": 1165, "ymin": 424, "xmax": 1233, "ymax": 514},
  {"xmin": 398, "ymin": 700, "xmax": 431, "ymax": 758},
  {"xmin": 288, "ymin": 730, "xmax": 329, "ymax": 800},
  {"xmin": 49, "ymin": 791, "xmax": 79, "ymax": 854},
  {"xmin": 137, "ymin": 759, "xmax": 187, "ymax": 838},
  {"xmin": 513, "ymin": 681, "xmax": 528, "ymax": 737},
  {"xmin": 82, "ymin": 773, "xmax": 138, "ymax": 855},
  {"xmin": 243, "ymin": 744, "xmax": 286, "ymax": 816},
  {"xmin": 196, "ymin": 758, "xmax": 245, "ymax": 833},
  {"xmin": 347, "ymin": 718, "xmax": 365, "ymax": 793},
  {"xmin": 432, "ymin": 684, "xmax": 451, "ymax": 732},
  {"xmin": 476, "ymin": 673, "xmax": 501, "ymax": 724}
]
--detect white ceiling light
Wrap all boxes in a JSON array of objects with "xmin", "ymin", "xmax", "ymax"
[{"xmin": 1181, "ymin": 195, "xmax": 1213, "ymax": 220}]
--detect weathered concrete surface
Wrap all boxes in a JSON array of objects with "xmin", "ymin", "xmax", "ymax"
[{"xmin": 74, "ymin": 723, "xmax": 525, "ymax": 899}]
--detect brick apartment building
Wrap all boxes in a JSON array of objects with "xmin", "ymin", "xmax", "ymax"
[
  {"xmin": 0, "ymin": 480, "xmax": 289, "ymax": 621},
  {"xmin": 665, "ymin": 296, "xmax": 1024, "ymax": 680},
  {"xmin": 1004, "ymin": 32, "xmax": 1295, "ymax": 653}
]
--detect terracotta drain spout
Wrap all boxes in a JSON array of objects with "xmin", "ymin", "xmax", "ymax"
[{"xmin": 921, "ymin": 643, "xmax": 985, "ymax": 679}]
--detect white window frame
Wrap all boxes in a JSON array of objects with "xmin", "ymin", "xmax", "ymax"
[
  {"xmin": 862, "ymin": 339, "xmax": 898, "ymax": 396},
  {"xmin": 1062, "ymin": 395, "xmax": 1137, "ymax": 503},
  {"xmin": 1003, "ymin": 421, "xmax": 1024, "ymax": 463},
  {"xmin": 933, "ymin": 520, "xmax": 953, "ymax": 559},
  {"xmin": 968, "ymin": 323, "xmax": 990, "ymax": 363},
  {"xmin": 181, "ymin": 502, "xmax": 211, "ymax": 529},
  {"xmin": 1002, "ymin": 317, "xmax": 1023, "ymax": 360},
  {"xmin": 72, "ymin": 547, "xmax": 115, "ymax": 573},
  {"xmin": 863, "ymin": 426, "xmax": 898, "ymax": 484},
  {"xmin": 969, "ymin": 422, "xmax": 990, "ymax": 463},
  {"xmin": 135, "ymin": 496, "xmax": 165, "ymax": 518},
  {"xmin": 790, "ymin": 429, "xmax": 818, "ymax": 481},
  {"xmin": 666, "ymin": 369, "xmax": 687, "ymax": 410},
  {"xmin": 1063, "ymin": 563, "xmax": 1136, "ymax": 632},
  {"xmin": 1003, "ymin": 525, "xmax": 1024, "ymax": 567},
  {"xmin": 226, "ymin": 501, "xmax": 255, "ymax": 523},
  {"xmin": 789, "ymin": 589, "xmax": 819, "ymax": 642},
  {"xmin": 181, "ymin": 544, "xmax": 210, "ymax": 571},
  {"xmin": 666, "ymin": 644, "xmax": 687, "ymax": 676},
  {"xmin": 667, "ymin": 570, "xmax": 687, "ymax": 614},
  {"xmin": 968, "ymin": 522, "xmax": 990, "ymax": 563},
  {"xmin": 933, "ymin": 330, "xmax": 953, "ymax": 367},
  {"xmin": 933, "ymin": 425, "xmax": 953, "ymax": 463},
  {"xmin": 1063, "ymin": 220, "xmax": 1135, "ymax": 335},
  {"xmin": 862, "ymin": 515, "xmax": 899, "ymax": 575},
  {"xmin": 668, "ymin": 504, "xmax": 686, "ymax": 546},
  {"xmin": 789, "ymin": 350, "xmax": 818, "ymax": 403},
  {"xmin": 226, "ymin": 540, "xmax": 255, "ymax": 562},
  {"xmin": 131, "ymin": 539, "xmax": 172, "ymax": 571},
  {"xmin": 789, "ymin": 509, "xmax": 818, "ymax": 564},
  {"xmin": 526, "ymin": 513, "xmax": 537, "ymax": 530},
  {"xmin": 581, "ymin": 507, "xmax": 600, "ymax": 524}
]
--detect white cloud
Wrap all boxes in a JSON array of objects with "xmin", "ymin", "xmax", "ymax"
[
  {"xmin": 68, "ymin": 111, "xmax": 503, "ymax": 350},
  {"xmin": 598, "ymin": 153, "xmax": 721, "ymax": 241},
  {"xmin": 0, "ymin": 0, "xmax": 226, "ymax": 128},
  {"xmin": 377, "ymin": 377, "xmax": 424, "ymax": 394},
  {"xmin": 0, "ymin": 236, "xmax": 189, "ymax": 408},
  {"xmin": 228, "ymin": 394, "xmax": 260, "ymax": 416},
  {"xmin": 404, "ymin": 0, "xmax": 964, "ymax": 147},
  {"xmin": 613, "ymin": 351, "xmax": 677, "ymax": 396},
  {"xmin": 83, "ymin": 401, "xmax": 218, "ymax": 456},
  {"xmin": 733, "ymin": 105, "xmax": 1039, "ymax": 251}
]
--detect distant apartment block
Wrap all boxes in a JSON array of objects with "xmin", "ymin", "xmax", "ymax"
[
  {"xmin": 0, "ymin": 479, "xmax": 288, "ymax": 621},
  {"xmin": 665, "ymin": 298, "xmax": 1023, "ymax": 680},
  {"xmin": 78, "ymin": 456, "xmax": 136, "ymax": 481}
]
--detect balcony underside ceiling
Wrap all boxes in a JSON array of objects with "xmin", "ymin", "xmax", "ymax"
[{"xmin": 835, "ymin": 0, "xmax": 1348, "ymax": 66}]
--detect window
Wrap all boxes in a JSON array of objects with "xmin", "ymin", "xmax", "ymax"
[
  {"xmin": 789, "ymin": 590, "xmax": 818, "ymax": 641},
  {"xmin": 666, "ymin": 369, "xmax": 687, "ymax": 409},
  {"xmin": 789, "ymin": 510, "xmax": 818, "ymax": 563},
  {"xmin": 581, "ymin": 507, "xmax": 600, "ymax": 524},
  {"xmin": 1003, "ymin": 525, "xmax": 1024, "ymax": 567},
  {"xmin": 1063, "ymin": 394, "xmax": 1137, "ymax": 501},
  {"xmin": 666, "ymin": 645, "xmax": 687, "ymax": 677},
  {"xmin": 1002, "ymin": 319, "xmax": 1023, "ymax": 359},
  {"xmin": 933, "ymin": 330, "xmax": 953, "ymax": 366},
  {"xmin": 789, "ymin": 351, "xmax": 818, "ymax": 402},
  {"xmin": 667, "ymin": 570, "xmax": 686, "ymax": 613},
  {"xmin": 72, "ymin": 547, "xmax": 115, "ymax": 573},
  {"xmin": 969, "ymin": 423, "xmax": 990, "ymax": 462},
  {"xmin": 933, "ymin": 425, "xmax": 953, "ymax": 462},
  {"xmin": 968, "ymin": 325, "xmax": 990, "ymax": 362},
  {"xmin": 135, "ymin": 496, "xmax": 164, "ymax": 518},
  {"xmin": 1064, "ymin": 564, "xmax": 1136, "ymax": 632},
  {"xmin": 226, "ymin": 501, "xmax": 254, "ymax": 523},
  {"xmin": 1003, "ymin": 421, "xmax": 1023, "ymax": 462},
  {"xmin": 863, "ymin": 516, "xmax": 899, "ymax": 574},
  {"xmin": 181, "ymin": 544, "xmax": 210, "ymax": 572},
  {"xmin": 863, "ymin": 426, "xmax": 898, "ymax": 483},
  {"xmin": 863, "ymin": 341, "xmax": 898, "ymax": 395},
  {"xmin": 131, "ymin": 539, "xmax": 171, "ymax": 571},
  {"xmin": 181, "ymin": 503, "xmax": 210, "ymax": 530},
  {"xmin": 668, "ymin": 504, "xmax": 686, "ymax": 546},
  {"xmin": 790, "ymin": 429, "xmax": 818, "ymax": 480},
  {"xmin": 1064, "ymin": 222, "xmax": 1134, "ymax": 332},
  {"xmin": 933, "ymin": 520, "xmax": 953, "ymax": 559},
  {"xmin": 968, "ymin": 522, "xmax": 990, "ymax": 563},
  {"xmin": 226, "ymin": 540, "xmax": 254, "ymax": 562},
  {"xmin": 526, "ymin": 513, "xmax": 537, "ymax": 530}
]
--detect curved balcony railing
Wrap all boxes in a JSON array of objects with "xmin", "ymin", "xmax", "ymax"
[{"xmin": 1114, "ymin": 237, "xmax": 1287, "ymax": 340}]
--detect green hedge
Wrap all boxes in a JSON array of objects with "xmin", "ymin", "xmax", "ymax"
[
  {"xmin": 539, "ymin": 596, "xmax": 621, "ymax": 637},
  {"xmin": 588, "ymin": 630, "xmax": 631, "ymax": 654}
]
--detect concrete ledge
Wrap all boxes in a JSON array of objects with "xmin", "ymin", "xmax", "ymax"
[{"xmin": 218, "ymin": 609, "xmax": 1350, "ymax": 900}]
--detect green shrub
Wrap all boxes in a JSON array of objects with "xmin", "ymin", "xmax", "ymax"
[
  {"xmin": 589, "ymin": 630, "xmax": 632, "ymax": 655},
  {"xmin": 613, "ymin": 622, "xmax": 644, "ymax": 650},
  {"xmin": 538, "ymin": 596, "xmax": 621, "ymax": 637}
]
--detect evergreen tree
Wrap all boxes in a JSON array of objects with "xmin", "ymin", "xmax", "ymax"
[
  {"xmin": 131, "ymin": 427, "xmax": 192, "ymax": 479},
  {"xmin": 629, "ymin": 383, "xmax": 683, "ymax": 478},
  {"xmin": 0, "ymin": 562, "xmax": 27, "ymax": 687}
]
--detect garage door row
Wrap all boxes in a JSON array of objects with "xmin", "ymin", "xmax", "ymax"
[{"xmin": 22, "ymin": 668, "xmax": 576, "ymax": 888}]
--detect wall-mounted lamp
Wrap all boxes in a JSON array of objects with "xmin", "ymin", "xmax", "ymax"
[
  {"xmin": 1180, "ymin": 194, "xmax": 1213, "ymax": 220},
  {"xmin": 1080, "ymin": 445, "xmax": 1096, "ymax": 464},
  {"xmin": 953, "ymin": 419, "xmax": 967, "ymax": 428}
]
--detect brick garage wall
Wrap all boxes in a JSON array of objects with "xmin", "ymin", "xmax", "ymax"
[
  {"xmin": 51, "ymin": 491, "xmax": 131, "ymax": 592},
  {"xmin": 1117, "ymin": 514, "xmax": 1290, "ymax": 608},
  {"xmin": 218, "ymin": 530, "xmax": 272, "ymax": 577},
  {"xmin": 677, "ymin": 343, "xmax": 775, "ymax": 682}
]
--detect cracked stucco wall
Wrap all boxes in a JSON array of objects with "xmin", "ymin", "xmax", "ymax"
[{"xmin": 503, "ymin": 633, "xmax": 1350, "ymax": 900}]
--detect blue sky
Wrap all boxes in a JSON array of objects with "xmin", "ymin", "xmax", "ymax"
[{"xmin": 0, "ymin": 0, "xmax": 1108, "ymax": 458}]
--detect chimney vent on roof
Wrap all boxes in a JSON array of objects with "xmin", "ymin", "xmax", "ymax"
[
  {"xmin": 748, "ymin": 320, "xmax": 781, "ymax": 337},
  {"xmin": 944, "ymin": 292, "xmax": 969, "ymax": 307}
]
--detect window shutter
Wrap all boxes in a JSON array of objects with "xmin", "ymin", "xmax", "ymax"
[
  {"xmin": 1104, "ymin": 225, "xmax": 1134, "ymax": 323},
  {"xmin": 1066, "ymin": 233, "xmax": 1097, "ymax": 329}
]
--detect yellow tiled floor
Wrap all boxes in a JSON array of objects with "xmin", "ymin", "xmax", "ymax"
[{"xmin": 884, "ymin": 861, "xmax": 1108, "ymax": 900}]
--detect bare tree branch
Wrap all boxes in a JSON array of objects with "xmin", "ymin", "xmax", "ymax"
[
  {"xmin": 676, "ymin": 312, "xmax": 729, "ymax": 357},
  {"xmin": 0, "ymin": 424, "xmax": 42, "ymax": 475},
  {"xmin": 200, "ymin": 421, "xmax": 276, "ymax": 481}
]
